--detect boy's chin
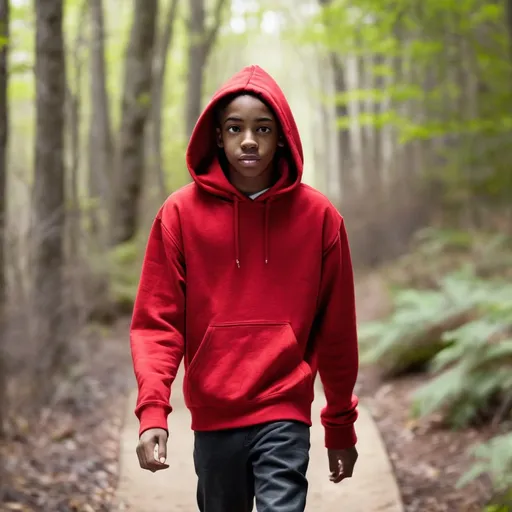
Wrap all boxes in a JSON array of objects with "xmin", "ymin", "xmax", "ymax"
[{"xmin": 234, "ymin": 166, "xmax": 267, "ymax": 179}]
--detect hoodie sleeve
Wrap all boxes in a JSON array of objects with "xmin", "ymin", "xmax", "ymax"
[
  {"xmin": 130, "ymin": 209, "xmax": 185, "ymax": 437},
  {"xmin": 315, "ymin": 213, "xmax": 359, "ymax": 450}
]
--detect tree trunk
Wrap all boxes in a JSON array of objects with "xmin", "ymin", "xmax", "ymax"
[
  {"xmin": 32, "ymin": 0, "xmax": 67, "ymax": 401},
  {"xmin": 506, "ymin": 0, "xmax": 512, "ymax": 60},
  {"xmin": 111, "ymin": 0, "xmax": 158, "ymax": 245},
  {"xmin": 354, "ymin": 50, "xmax": 370, "ymax": 187},
  {"xmin": 88, "ymin": 0, "xmax": 113, "ymax": 240},
  {"xmin": 315, "ymin": 49, "xmax": 340, "ymax": 201},
  {"xmin": 150, "ymin": 0, "xmax": 179, "ymax": 201},
  {"xmin": 0, "ymin": 0, "xmax": 9, "ymax": 442},
  {"xmin": 186, "ymin": 0, "xmax": 207, "ymax": 139},
  {"xmin": 185, "ymin": 0, "xmax": 227, "ymax": 139},
  {"xmin": 370, "ymin": 53, "xmax": 384, "ymax": 191},
  {"xmin": 330, "ymin": 52, "xmax": 355, "ymax": 199},
  {"xmin": 66, "ymin": 1, "xmax": 87, "ymax": 328},
  {"xmin": 317, "ymin": 0, "xmax": 354, "ymax": 200}
]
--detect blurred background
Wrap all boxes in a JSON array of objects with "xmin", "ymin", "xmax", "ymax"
[{"xmin": 0, "ymin": 0, "xmax": 511, "ymax": 511}]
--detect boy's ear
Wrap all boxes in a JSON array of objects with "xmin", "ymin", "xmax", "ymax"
[{"xmin": 216, "ymin": 127, "xmax": 223, "ymax": 148}]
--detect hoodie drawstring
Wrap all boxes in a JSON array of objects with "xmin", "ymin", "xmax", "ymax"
[
  {"xmin": 234, "ymin": 198, "xmax": 240, "ymax": 268},
  {"xmin": 264, "ymin": 201, "xmax": 270, "ymax": 265},
  {"xmin": 233, "ymin": 198, "xmax": 271, "ymax": 268}
]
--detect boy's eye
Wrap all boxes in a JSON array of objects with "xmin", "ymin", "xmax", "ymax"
[{"xmin": 226, "ymin": 126, "xmax": 272, "ymax": 134}]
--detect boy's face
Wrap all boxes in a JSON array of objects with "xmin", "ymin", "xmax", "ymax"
[{"xmin": 216, "ymin": 95, "xmax": 284, "ymax": 193}]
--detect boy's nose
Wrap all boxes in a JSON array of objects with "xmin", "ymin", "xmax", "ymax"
[{"xmin": 241, "ymin": 133, "xmax": 258, "ymax": 150}]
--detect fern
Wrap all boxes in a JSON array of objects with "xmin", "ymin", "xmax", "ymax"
[
  {"xmin": 412, "ymin": 280, "xmax": 512, "ymax": 427},
  {"xmin": 458, "ymin": 433, "xmax": 512, "ymax": 511},
  {"xmin": 359, "ymin": 235, "xmax": 512, "ymax": 508},
  {"xmin": 430, "ymin": 320, "xmax": 510, "ymax": 373},
  {"xmin": 359, "ymin": 272, "xmax": 487, "ymax": 376},
  {"xmin": 359, "ymin": 269, "xmax": 512, "ymax": 426}
]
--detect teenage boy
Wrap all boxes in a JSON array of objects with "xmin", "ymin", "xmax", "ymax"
[{"xmin": 131, "ymin": 64, "xmax": 359, "ymax": 512}]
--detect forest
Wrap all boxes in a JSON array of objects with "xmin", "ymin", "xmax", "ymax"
[{"xmin": 0, "ymin": 0, "xmax": 511, "ymax": 511}]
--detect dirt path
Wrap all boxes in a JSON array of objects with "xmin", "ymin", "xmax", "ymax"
[{"xmin": 113, "ymin": 367, "xmax": 404, "ymax": 512}]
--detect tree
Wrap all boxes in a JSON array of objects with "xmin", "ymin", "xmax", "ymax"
[
  {"xmin": 88, "ymin": 0, "xmax": 113, "ymax": 239},
  {"xmin": 66, "ymin": 1, "xmax": 88, "ymax": 326},
  {"xmin": 32, "ymin": 0, "xmax": 67, "ymax": 399},
  {"xmin": 317, "ymin": 0, "xmax": 355, "ymax": 199},
  {"xmin": 150, "ymin": 0, "xmax": 180, "ymax": 201},
  {"xmin": 185, "ymin": 0, "xmax": 228, "ymax": 138},
  {"xmin": 507, "ymin": 0, "xmax": 512, "ymax": 60},
  {"xmin": 111, "ymin": 0, "xmax": 159, "ymax": 245},
  {"xmin": 0, "ymin": 0, "xmax": 8, "ymax": 441}
]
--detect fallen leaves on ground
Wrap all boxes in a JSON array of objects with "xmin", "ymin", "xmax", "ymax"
[{"xmin": 0, "ymin": 320, "xmax": 133, "ymax": 512}]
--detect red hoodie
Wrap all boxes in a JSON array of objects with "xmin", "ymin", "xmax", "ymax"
[{"xmin": 130, "ymin": 65, "xmax": 359, "ymax": 449}]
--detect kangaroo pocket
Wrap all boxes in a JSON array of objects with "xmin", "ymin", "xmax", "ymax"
[{"xmin": 184, "ymin": 321, "xmax": 311, "ymax": 408}]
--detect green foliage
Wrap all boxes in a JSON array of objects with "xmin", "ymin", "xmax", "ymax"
[
  {"xmin": 294, "ymin": 0, "xmax": 512, "ymax": 209},
  {"xmin": 384, "ymin": 228, "xmax": 512, "ymax": 291},
  {"xmin": 412, "ymin": 313, "xmax": 512, "ymax": 427},
  {"xmin": 459, "ymin": 433, "xmax": 512, "ymax": 511},
  {"xmin": 361, "ymin": 266, "xmax": 512, "ymax": 426},
  {"xmin": 459, "ymin": 434, "xmax": 512, "ymax": 490},
  {"xmin": 164, "ymin": 139, "xmax": 189, "ymax": 191},
  {"xmin": 359, "ymin": 271, "xmax": 486, "ymax": 376},
  {"xmin": 485, "ymin": 504, "xmax": 512, "ymax": 512},
  {"xmin": 361, "ymin": 254, "xmax": 512, "ymax": 507},
  {"xmin": 413, "ymin": 227, "xmax": 475, "ymax": 254},
  {"xmin": 107, "ymin": 239, "xmax": 142, "ymax": 311}
]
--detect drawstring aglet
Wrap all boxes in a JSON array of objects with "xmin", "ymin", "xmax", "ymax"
[
  {"xmin": 236, "ymin": 259, "xmax": 240, "ymax": 268},
  {"xmin": 265, "ymin": 259, "xmax": 268, "ymax": 265}
]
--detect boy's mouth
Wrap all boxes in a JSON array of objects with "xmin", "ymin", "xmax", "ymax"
[{"xmin": 239, "ymin": 155, "xmax": 260, "ymax": 166}]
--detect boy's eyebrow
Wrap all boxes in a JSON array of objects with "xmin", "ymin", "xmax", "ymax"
[
  {"xmin": 223, "ymin": 115, "xmax": 274, "ymax": 123},
  {"xmin": 224, "ymin": 115, "xmax": 243, "ymax": 123}
]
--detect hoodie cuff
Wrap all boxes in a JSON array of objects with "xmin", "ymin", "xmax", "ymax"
[
  {"xmin": 324, "ymin": 424, "xmax": 357, "ymax": 450},
  {"xmin": 138, "ymin": 405, "xmax": 169, "ymax": 438}
]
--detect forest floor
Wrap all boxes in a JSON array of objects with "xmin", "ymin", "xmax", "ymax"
[
  {"xmin": 0, "ymin": 320, "xmax": 134, "ymax": 512},
  {"xmin": 0, "ymin": 273, "xmax": 496, "ymax": 512}
]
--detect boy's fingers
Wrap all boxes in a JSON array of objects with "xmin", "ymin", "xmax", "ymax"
[
  {"xmin": 137, "ymin": 443, "xmax": 149, "ymax": 470},
  {"xmin": 343, "ymin": 462, "xmax": 354, "ymax": 478},
  {"xmin": 330, "ymin": 470, "xmax": 346, "ymax": 483},
  {"xmin": 144, "ymin": 439, "xmax": 157, "ymax": 466},
  {"xmin": 328, "ymin": 454, "xmax": 341, "ymax": 482},
  {"xmin": 157, "ymin": 433, "xmax": 167, "ymax": 464},
  {"xmin": 328, "ymin": 454, "xmax": 339, "ymax": 474},
  {"xmin": 143, "ymin": 440, "xmax": 164, "ymax": 471},
  {"xmin": 327, "ymin": 449, "xmax": 359, "ymax": 483},
  {"xmin": 328, "ymin": 447, "xmax": 358, "ymax": 483},
  {"xmin": 137, "ymin": 431, "xmax": 170, "ymax": 472},
  {"xmin": 340, "ymin": 452, "xmax": 357, "ymax": 478}
]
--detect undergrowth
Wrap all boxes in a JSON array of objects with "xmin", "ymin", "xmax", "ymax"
[
  {"xmin": 359, "ymin": 228, "xmax": 512, "ymax": 510},
  {"xmin": 106, "ymin": 238, "xmax": 142, "ymax": 313}
]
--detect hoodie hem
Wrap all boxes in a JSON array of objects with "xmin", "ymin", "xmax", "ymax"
[{"xmin": 189, "ymin": 400, "xmax": 313, "ymax": 432}]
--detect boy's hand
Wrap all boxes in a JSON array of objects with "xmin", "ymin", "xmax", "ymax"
[
  {"xmin": 137, "ymin": 428, "xmax": 170, "ymax": 472},
  {"xmin": 328, "ymin": 446, "xmax": 358, "ymax": 483}
]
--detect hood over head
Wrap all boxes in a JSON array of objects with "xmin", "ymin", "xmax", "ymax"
[{"xmin": 186, "ymin": 65, "xmax": 304, "ymax": 202}]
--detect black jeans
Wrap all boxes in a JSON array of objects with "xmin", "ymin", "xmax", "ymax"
[{"xmin": 193, "ymin": 420, "xmax": 310, "ymax": 512}]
